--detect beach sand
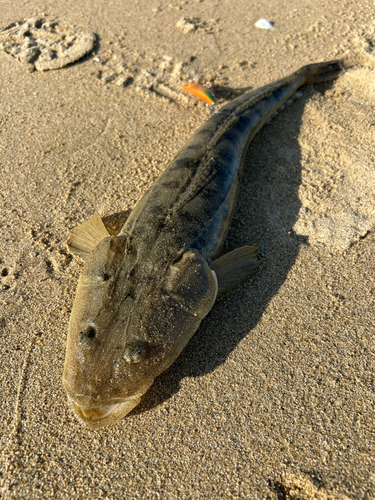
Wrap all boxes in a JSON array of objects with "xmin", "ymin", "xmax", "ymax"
[{"xmin": 1, "ymin": 0, "xmax": 375, "ymax": 498}]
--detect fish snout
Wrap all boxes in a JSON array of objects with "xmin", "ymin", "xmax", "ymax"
[
  {"xmin": 64, "ymin": 379, "xmax": 154, "ymax": 428},
  {"xmin": 67, "ymin": 394, "xmax": 143, "ymax": 429}
]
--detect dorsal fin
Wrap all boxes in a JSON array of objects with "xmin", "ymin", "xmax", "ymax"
[
  {"xmin": 169, "ymin": 157, "xmax": 216, "ymax": 215},
  {"xmin": 67, "ymin": 211, "xmax": 110, "ymax": 259}
]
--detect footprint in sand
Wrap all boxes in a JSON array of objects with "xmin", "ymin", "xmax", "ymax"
[
  {"xmin": 293, "ymin": 65, "xmax": 375, "ymax": 252},
  {"xmin": 293, "ymin": 27, "xmax": 375, "ymax": 252},
  {"xmin": 0, "ymin": 16, "xmax": 95, "ymax": 72}
]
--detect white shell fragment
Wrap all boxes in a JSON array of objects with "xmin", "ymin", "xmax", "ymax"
[{"xmin": 255, "ymin": 19, "xmax": 274, "ymax": 30}]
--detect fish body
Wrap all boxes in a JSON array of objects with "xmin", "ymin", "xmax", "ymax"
[{"xmin": 63, "ymin": 61, "xmax": 342, "ymax": 428}]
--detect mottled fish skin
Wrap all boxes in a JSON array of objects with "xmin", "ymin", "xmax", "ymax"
[{"xmin": 63, "ymin": 61, "xmax": 343, "ymax": 428}]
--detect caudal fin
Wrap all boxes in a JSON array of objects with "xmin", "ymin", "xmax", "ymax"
[{"xmin": 303, "ymin": 60, "xmax": 344, "ymax": 85}]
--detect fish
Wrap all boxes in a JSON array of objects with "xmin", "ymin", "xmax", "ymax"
[{"xmin": 63, "ymin": 60, "xmax": 343, "ymax": 428}]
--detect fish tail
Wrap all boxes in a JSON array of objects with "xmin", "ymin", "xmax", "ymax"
[{"xmin": 302, "ymin": 60, "xmax": 343, "ymax": 85}]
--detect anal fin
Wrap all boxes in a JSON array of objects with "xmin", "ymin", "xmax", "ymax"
[
  {"xmin": 210, "ymin": 245, "xmax": 260, "ymax": 294},
  {"xmin": 67, "ymin": 211, "xmax": 110, "ymax": 259}
]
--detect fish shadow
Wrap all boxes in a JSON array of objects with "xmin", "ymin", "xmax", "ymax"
[
  {"xmin": 132, "ymin": 82, "xmax": 336, "ymax": 416},
  {"xmin": 212, "ymin": 84, "xmax": 254, "ymax": 102}
]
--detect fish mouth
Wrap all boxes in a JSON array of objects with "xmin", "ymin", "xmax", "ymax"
[
  {"xmin": 63, "ymin": 377, "xmax": 154, "ymax": 428},
  {"xmin": 68, "ymin": 394, "xmax": 144, "ymax": 429}
]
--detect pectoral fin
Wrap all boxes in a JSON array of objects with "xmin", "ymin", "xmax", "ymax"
[
  {"xmin": 210, "ymin": 245, "xmax": 260, "ymax": 294},
  {"xmin": 67, "ymin": 211, "xmax": 110, "ymax": 259},
  {"xmin": 102, "ymin": 210, "xmax": 130, "ymax": 236}
]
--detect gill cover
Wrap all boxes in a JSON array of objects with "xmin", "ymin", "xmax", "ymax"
[{"xmin": 164, "ymin": 249, "xmax": 218, "ymax": 319}]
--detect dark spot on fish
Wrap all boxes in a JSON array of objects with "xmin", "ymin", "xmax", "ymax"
[
  {"xmin": 170, "ymin": 157, "xmax": 199, "ymax": 172},
  {"xmin": 124, "ymin": 291, "xmax": 135, "ymax": 302},
  {"xmin": 146, "ymin": 205, "xmax": 164, "ymax": 217},
  {"xmin": 78, "ymin": 326, "xmax": 96, "ymax": 348},
  {"xmin": 198, "ymin": 127, "xmax": 212, "ymax": 135},
  {"xmin": 102, "ymin": 273, "xmax": 111, "ymax": 281},
  {"xmin": 128, "ymin": 266, "xmax": 137, "ymax": 279},
  {"xmin": 186, "ymin": 143, "xmax": 201, "ymax": 152},
  {"xmin": 1, "ymin": 268, "xmax": 8, "ymax": 277},
  {"xmin": 161, "ymin": 181, "xmax": 180, "ymax": 189}
]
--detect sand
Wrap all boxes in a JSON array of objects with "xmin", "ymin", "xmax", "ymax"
[{"xmin": 1, "ymin": 0, "xmax": 375, "ymax": 498}]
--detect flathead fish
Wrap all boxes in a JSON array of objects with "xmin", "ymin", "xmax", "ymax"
[{"xmin": 63, "ymin": 61, "xmax": 343, "ymax": 428}]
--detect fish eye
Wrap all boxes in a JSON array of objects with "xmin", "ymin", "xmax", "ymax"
[
  {"xmin": 102, "ymin": 272, "xmax": 111, "ymax": 281},
  {"xmin": 78, "ymin": 326, "xmax": 96, "ymax": 348},
  {"xmin": 172, "ymin": 251, "xmax": 184, "ymax": 264},
  {"xmin": 123, "ymin": 343, "xmax": 146, "ymax": 364}
]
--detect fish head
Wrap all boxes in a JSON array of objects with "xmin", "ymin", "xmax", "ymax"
[{"xmin": 63, "ymin": 234, "xmax": 217, "ymax": 428}]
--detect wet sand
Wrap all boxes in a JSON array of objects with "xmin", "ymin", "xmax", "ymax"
[{"xmin": 1, "ymin": 0, "xmax": 375, "ymax": 498}]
